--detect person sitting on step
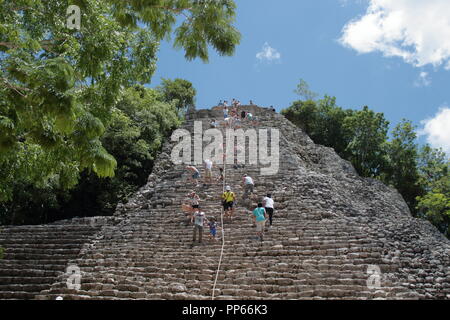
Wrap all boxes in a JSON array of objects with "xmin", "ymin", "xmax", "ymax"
[
  {"xmin": 210, "ymin": 119, "xmax": 218, "ymax": 128},
  {"xmin": 246, "ymin": 112, "xmax": 258, "ymax": 126},
  {"xmin": 231, "ymin": 105, "xmax": 238, "ymax": 118},
  {"xmin": 224, "ymin": 116, "xmax": 234, "ymax": 128},
  {"xmin": 223, "ymin": 105, "xmax": 228, "ymax": 119},
  {"xmin": 233, "ymin": 114, "xmax": 242, "ymax": 128}
]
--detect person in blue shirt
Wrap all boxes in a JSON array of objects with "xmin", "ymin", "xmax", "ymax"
[
  {"xmin": 252, "ymin": 203, "xmax": 266, "ymax": 241},
  {"xmin": 208, "ymin": 217, "xmax": 219, "ymax": 242},
  {"xmin": 223, "ymin": 105, "xmax": 228, "ymax": 119}
]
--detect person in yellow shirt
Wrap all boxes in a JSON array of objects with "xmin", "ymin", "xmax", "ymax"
[{"xmin": 221, "ymin": 186, "xmax": 236, "ymax": 220}]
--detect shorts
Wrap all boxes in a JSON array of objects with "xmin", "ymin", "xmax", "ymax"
[
  {"xmin": 192, "ymin": 204, "xmax": 199, "ymax": 209},
  {"xmin": 210, "ymin": 228, "xmax": 216, "ymax": 237},
  {"xmin": 256, "ymin": 220, "xmax": 266, "ymax": 232},
  {"xmin": 192, "ymin": 172, "xmax": 200, "ymax": 179},
  {"xmin": 223, "ymin": 201, "xmax": 234, "ymax": 210},
  {"xmin": 205, "ymin": 169, "xmax": 212, "ymax": 177}
]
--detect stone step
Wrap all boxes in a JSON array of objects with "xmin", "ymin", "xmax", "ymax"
[
  {"xmin": 1, "ymin": 105, "xmax": 449, "ymax": 300},
  {"xmin": 0, "ymin": 276, "xmax": 56, "ymax": 285},
  {"xmin": 0, "ymin": 291, "xmax": 37, "ymax": 300}
]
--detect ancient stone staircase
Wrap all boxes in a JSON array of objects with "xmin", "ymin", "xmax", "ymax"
[
  {"xmin": 0, "ymin": 219, "xmax": 105, "ymax": 299},
  {"xmin": 0, "ymin": 105, "xmax": 449, "ymax": 300}
]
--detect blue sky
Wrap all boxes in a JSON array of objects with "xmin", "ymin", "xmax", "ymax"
[{"xmin": 151, "ymin": 0, "xmax": 450, "ymax": 155}]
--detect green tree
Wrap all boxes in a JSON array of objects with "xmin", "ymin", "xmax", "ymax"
[
  {"xmin": 0, "ymin": 0, "xmax": 240, "ymax": 202},
  {"xmin": 343, "ymin": 106, "xmax": 389, "ymax": 178},
  {"xmin": 384, "ymin": 120, "xmax": 422, "ymax": 211},
  {"xmin": 283, "ymin": 80, "xmax": 449, "ymax": 238},
  {"xmin": 416, "ymin": 145, "xmax": 450, "ymax": 236},
  {"xmin": 281, "ymin": 99, "xmax": 319, "ymax": 134},
  {"xmin": 313, "ymin": 96, "xmax": 354, "ymax": 158},
  {"xmin": 157, "ymin": 78, "xmax": 197, "ymax": 115},
  {"xmin": 294, "ymin": 79, "xmax": 318, "ymax": 101},
  {"xmin": 61, "ymin": 86, "xmax": 182, "ymax": 217},
  {"xmin": 281, "ymin": 96, "xmax": 353, "ymax": 158},
  {"xmin": 1, "ymin": 86, "xmax": 182, "ymax": 224}
]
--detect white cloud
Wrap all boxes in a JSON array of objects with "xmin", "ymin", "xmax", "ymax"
[
  {"xmin": 340, "ymin": 0, "xmax": 450, "ymax": 69},
  {"xmin": 414, "ymin": 71, "xmax": 431, "ymax": 87},
  {"xmin": 419, "ymin": 107, "xmax": 450, "ymax": 154},
  {"xmin": 256, "ymin": 42, "xmax": 281, "ymax": 63}
]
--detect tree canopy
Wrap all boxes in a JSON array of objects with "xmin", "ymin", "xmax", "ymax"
[
  {"xmin": 157, "ymin": 78, "xmax": 197, "ymax": 114},
  {"xmin": 1, "ymin": 85, "xmax": 183, "ymax": 225},
  {"xmin": 282, "ymin": 81, "xmax": 449, "ymax": 238},
  {"xmin": 0, "ymin": 0, "xmax": 240, "ymax": 202},
  {"xmin": 416, "ymin": 145, "xmax": 450, "ymax": 236},
  {"xmin": 294, "ymin": 78, "xmax": 318, "ymax": 101}
]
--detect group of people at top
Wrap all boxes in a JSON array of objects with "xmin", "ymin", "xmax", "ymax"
[
  {"xmin": 218, "ymin": 98, "xmax": 243, "ymax": 108},
  {"xmin": 221, "ymin": 101, "xmax": 257, "ymax": 129}
]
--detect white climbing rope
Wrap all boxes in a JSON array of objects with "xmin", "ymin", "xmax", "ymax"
[{"xmin": 211, "ymin": 121, "xmax": 231, "ymax": 300}]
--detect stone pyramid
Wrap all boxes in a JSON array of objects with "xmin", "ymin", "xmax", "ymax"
[{"xmin": 0, "ymin": 105, "xmax": 448, "ymax": 300}]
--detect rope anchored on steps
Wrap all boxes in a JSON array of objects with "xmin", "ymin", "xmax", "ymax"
[{"xmin": 211, "ymin": 123, "xmax": 231, "ymax": 300}]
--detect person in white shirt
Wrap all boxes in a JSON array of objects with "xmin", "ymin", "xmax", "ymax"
[
  {"xmin": 191, "ymin": 210, "xmax": 206, "ymax": 244},
  {"xmin": 242, "ymin": 174, "xmax": 254, "ymax": 198},
  {"xmin": 263, "ymin": 194, "xmax": 275, "ymax": 227},
  {"xmin": 203, "ymin": 159, "xmax": 213, "ymax": 184},
  {"xmin": 224, "ymin": 116, "xmax": 234, "ymax": 128}
]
